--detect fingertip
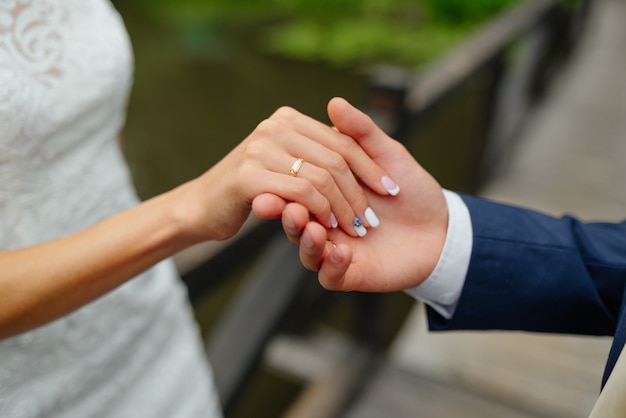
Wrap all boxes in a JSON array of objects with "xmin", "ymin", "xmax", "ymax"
[
  {"xmin": 282, "ymin": 213, "xmax": 301, "ymax": 242},
  {"xmin": 327, "ymin": 97, "xmax": 355, "ymax": 125},
  {"xmin": 328, "ymin": 242, "xmax": 349, "ymax": 265},
  {"xmin": 318, "ymin": 243, "xmax": 352, "ymax": 290},
  {"xmin": 330, "ymin": 212, "xmax": 339, "ymax": 229},
  {"xmin": 252, "ymin": 193, "xmax": 287, "ymax": 219},
  {"xmin": 381, "ymin": 175, "xmax": 401, "ymax": 196},
  {"xmin": 328, "ymin": 96, "xmax": 349, "ymax": 109},
  {"xmin": 301, "ymin": 229, "xmax": 315, "ymax": 249},
  {"xmin": 283, "ymin": 202, "xmax": 310, "ymax": 225},
  {"xmin": 281, "ymin": 202, "xmax": 312, "ymax": 244},
  {"xmin": 298, "ymin": 223, "xmax": 330, "ymax": 272}
]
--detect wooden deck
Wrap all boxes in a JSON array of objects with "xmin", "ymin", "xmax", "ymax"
[{"xmin": 348, "ymin": 0, "xmax": 626, "ymax": 416}]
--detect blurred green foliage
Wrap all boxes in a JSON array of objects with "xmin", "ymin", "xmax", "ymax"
[
  {"xmin": 121, "ymin": 0, "xmax": 521, "ymax": 69},
  {"xmin": 423, "ymin": 0, "xmax": 519, "ymax": 23}
]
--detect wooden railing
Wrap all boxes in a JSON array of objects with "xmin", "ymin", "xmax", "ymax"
[
  {"xmin": 366, "ymin": 0, "xmax": 592, "ymax": 190},
  {"xmin": 179, "ymin": 0, "xmax": 593, "ymax": 416}
]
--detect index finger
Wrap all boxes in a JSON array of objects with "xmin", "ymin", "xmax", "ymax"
[{"xmin": 270, "ymin": 106, "xmax": 396, "ymax": 197}]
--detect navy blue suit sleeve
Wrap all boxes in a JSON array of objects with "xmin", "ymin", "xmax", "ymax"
[{"xmin": 428, "ymin": 194, "xmax": 626, "ymax": 337}]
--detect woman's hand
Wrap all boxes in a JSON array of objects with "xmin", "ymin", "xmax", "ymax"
[
  {"xmin": 0, "ymin": 103, "xmax": 398, "ymax": 338},
  {"xmin": 174, "ymin": 105, "xmax": 400, "ymax": 244}
]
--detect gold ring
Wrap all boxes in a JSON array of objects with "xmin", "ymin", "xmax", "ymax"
[{"xmin": 289, "ymin": 158, "xmax": 304, "ymax": 177}]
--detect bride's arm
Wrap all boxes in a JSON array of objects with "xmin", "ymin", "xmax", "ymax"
[
  {"xmin": 0, "ymin": 186, "xmax": 194, "ymax": 339},
  {"xmin": 0, "ymin": 106, "xmax": 395, "ymax": 340}
]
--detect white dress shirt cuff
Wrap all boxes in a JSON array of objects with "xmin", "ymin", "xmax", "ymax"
[{"xmin": 404, "ymin": 190, "xmax": 472, "ymax": 319}]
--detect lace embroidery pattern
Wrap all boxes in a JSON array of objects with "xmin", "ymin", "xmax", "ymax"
[
  {"xmin": 0, "ymin": 0, "xmax": 100, "ymax": 89},
  {"xmin": 0, "ymin": 0, "xmax": 133, "ymax": 246},
  {"xmin": 0, "ymin": 0, "xmax": 132, "ymax": 139},
  {"xmin": 0, "ymin": 2, "xmax": 222, "ymax": 417},
  {"xmin": 0, "ymin": 0, "xmax": 68, "ymax": 88}
]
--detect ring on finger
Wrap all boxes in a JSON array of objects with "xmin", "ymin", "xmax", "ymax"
[{"xmin": 289, "ymin": 158, "xmax": 304, "ymax": 177}]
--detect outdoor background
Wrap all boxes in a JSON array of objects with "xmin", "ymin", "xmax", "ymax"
[
  {"xmin": 108, "ymin": 1, "xmax": 595, "ymax": 417},
  {"xmin": 112, "ymin": 0, "xmax": 522, "ymax": 200}
]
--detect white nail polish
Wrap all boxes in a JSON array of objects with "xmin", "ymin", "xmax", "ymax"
[
  {"xmin": 330, "ymin": 212, "xmax": 339, "ymax": 229},
  {"xmin": 364, "ymin": 207, "xmax": 380, "ymax": 228},
  {"xmin": 353, "ymin": 217, "xmax": 367, "ymax": 237},
  {"xmin": 382, "ymin": 175, "xmax": 400, "ymax": 196}
]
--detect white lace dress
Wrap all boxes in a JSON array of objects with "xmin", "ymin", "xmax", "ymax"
[{"xmin": 0, "ymin": 1, "xmax": 222, "ymax": 417}]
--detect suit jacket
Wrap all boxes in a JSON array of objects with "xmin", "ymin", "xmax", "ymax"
[{"xmin": 427, "ymin": 194, "xmax": 626, "ymax": 387}]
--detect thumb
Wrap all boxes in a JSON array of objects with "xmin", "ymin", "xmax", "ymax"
[{"xmin": 327, "ymin": 97, "xmax": 392, "ymax": 158}]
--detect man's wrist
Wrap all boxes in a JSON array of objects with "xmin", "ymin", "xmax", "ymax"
[{"xmin": 404, "ymin": 190, "xmax": 472, "ymax": 319}]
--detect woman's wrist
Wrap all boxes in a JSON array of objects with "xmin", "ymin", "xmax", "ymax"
[
  {"xmin": 167, "ymin": 164, "xmax": 248, "ymax": 245},
  {"xmin": 164, "ymin": 180, "xmax": 211, "ymax": 246}
]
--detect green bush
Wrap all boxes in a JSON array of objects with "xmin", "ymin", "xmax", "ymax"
[
  {"xmin": 119, "ymin": 0, "xmax": 521, "ymax": 69},
  {"xmin": 260, "ymin": 0, "xmax": 520, "ymax": 68},
  {"xmin": 424, "ymin": 0, "xmax": 520, "ymax": 23}
]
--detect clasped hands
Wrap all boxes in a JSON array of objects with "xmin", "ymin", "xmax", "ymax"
[
  {"xmin": 253, "ymin": 97, "xmax": 449, "ymax": 293},
  {"xmin": 182, "ymin": 97, "xmax": 449, "ymax": 294}
]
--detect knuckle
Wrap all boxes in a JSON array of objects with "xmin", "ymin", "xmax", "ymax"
[
  {"xmin": 254, "ymin": 118, "xmax": 281, "ymax": 137},
  {"xmin": 236, "ymin": 159, "xmax": 256, "ymax": 184},
  {"xmin": 293, "ymin": 182, "xmax": 330, "ymax": 215},
  {"xmin": 272, "ymin": 106, "xmax": 299, "ymax": 122},
  {"xmin": 310, "ymin": 169, "xmax": 336, "ymax": 202},
  {"xmin": 335, "ymin": 133, "xmax": 358, "ymax": 155},
  {"xmin": 292, "ymin": 179, "xmax": 314, "ymax": 200},
  {"xmin": 313, "ymin": 168, "xmax": 334, "ymax": 190},
  {"xmin": 326, "ymin": 151, "xmax": 349, "ymax": 174},
  {"xmin": 243, "ymin": 140, "xmax": 266, "ymax": 160}
]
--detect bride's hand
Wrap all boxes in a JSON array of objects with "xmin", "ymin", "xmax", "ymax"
[{"xmin": 173, "ymin": 105, "xmax": 400, "ymax": 243}]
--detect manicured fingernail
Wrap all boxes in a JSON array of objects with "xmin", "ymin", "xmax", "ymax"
[
  {"xmin": 353, "ymin": 217, "xmax": 367, "ymax": 237},
  {"xmin": 382, "ymin": 176, "xmax": 400, "ymax": 196},
  {"xmin": 330, "ymin": 212, "xmax": 339, "ymax": 229},
  {"xmin": 364, "ymin": 207, "xmax": 380, "ymax": 228}
]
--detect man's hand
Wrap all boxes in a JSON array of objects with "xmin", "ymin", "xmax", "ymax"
[{"xmin": 278, "ymin": 97, "xmax": 449, "ymax": 293}]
